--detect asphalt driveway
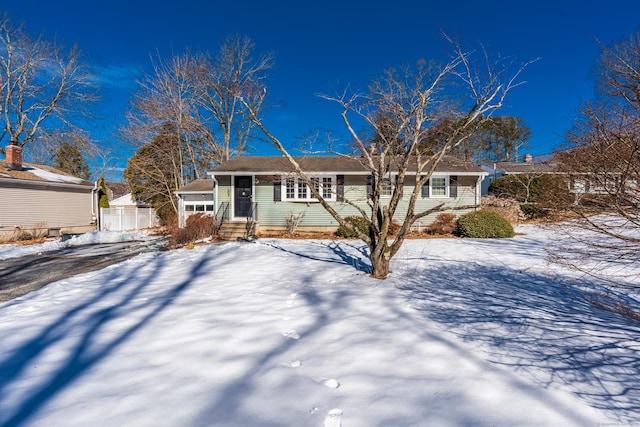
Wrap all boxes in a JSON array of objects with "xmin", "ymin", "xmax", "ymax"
[{"xmin": 0, "ymin": 240, "xmax": 164, "ymax": 302}]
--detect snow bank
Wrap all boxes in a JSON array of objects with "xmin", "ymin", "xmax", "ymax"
[{"xmin": 0, "ymin": 230, "xmax": 150, "ymax": 260}]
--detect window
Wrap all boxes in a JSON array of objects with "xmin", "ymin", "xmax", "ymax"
[
  {"xmin": 422, "ymin": 175, "xmax": 459, "ymax": 198},
  {"xmin": 185, "ymin": 203, "xmax": 214, "ymax": 212},
  {"xmin": 431, "ymin": 177, "xmax": 447, "ymax": 197},
  {"xmin": 281, "ymin": 175, "xmax": 335, "ymax": 201},
  {"xmin": 286, "ymin": 177, "xmax": 295, "ymax": 199},
  {"xmin": 322, "ymin": 177, "xmax": 332, "ymax": 198},
  {"xmin": 381, "ymin": 177, "xmax": 394, "ymax": 197},
  {"xmin": 366, "ymin": 175, "xmax": 395, "ymax": 198},
  {"xmin": 297, "ymin": 179, "xmax": 308, "ymax": 199}
]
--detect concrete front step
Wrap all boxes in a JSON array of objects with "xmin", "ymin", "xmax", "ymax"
[{"xmin": 218, "ymin": 221, "xmax": 258, "ymax": 241}]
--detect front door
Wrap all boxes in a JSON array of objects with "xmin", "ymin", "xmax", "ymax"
[{"xmin": 234, "ymin": 176, "xmax": 253, "ymax": 218}]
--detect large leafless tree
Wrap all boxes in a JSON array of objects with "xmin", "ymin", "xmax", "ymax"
[
  {"xmin": 0, "ymin": 13, "xmax": 96, "ymax": 158},
  {"xmin": 244, "ymin": 38, "xmax": 531, "ymax": 279},
  {"xmin": 123, "ymin": 34, "xmax": 272, "ymax": 217},
  {"xmin": 553, "ymin": 30, "xmax": 640, "ymax": 288}
]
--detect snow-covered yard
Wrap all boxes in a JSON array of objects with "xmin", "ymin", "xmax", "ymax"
[{"xmin": 0, "ymin": 225, "xmax": 638, "ymax": 426}]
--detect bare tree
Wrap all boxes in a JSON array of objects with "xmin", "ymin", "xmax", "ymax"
[
  {"xmin": 122, "ymin": 34, "xmax": 272, "ymax": 218},
  {"xmin": 0, "ymin": 13, "xmax": 97, "ymax": 158},
  {"xmin": 553, "ymin": 30, "xmax": 640, "ymax": 288},
  {"xmin": 244, "ymin": 38, "xmax": 531, "ymax": 279}
]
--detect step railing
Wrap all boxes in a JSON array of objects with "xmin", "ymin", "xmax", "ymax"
[
  {"xmin": 246, "ymin": 202, "xmax": 258, "ymax": 238},
  {"xmin": 215, "ymin": 202, "xmax": 230, "ymax": 232}
]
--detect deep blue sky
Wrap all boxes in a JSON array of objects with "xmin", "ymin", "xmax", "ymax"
[{"xmin": 2, "ymin": 0, "xmax": 639, "ymax": 178}]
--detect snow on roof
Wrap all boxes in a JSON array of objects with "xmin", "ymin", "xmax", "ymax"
[
  {"xmin": 0, "ymin": 160, "xmax": 91, "ymax": 186},
  {"xmin": 27, "ymin": 167, "xmax": 86, "ymax": 184}
]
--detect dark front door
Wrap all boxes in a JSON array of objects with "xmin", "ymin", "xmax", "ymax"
[{"xmin": 234, "ymin": 176, "xmax": 253, "ymax": 218}]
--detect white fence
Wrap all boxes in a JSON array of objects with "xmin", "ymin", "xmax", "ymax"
[{"xmin": 100, "ymin": 207, "xmax": 160, "ymax": 231}]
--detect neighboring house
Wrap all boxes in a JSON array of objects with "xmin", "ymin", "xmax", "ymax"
[
  {"xmin": 480, "ymin": 154, "xmax": 561, "ymax": 196},
  {"xmin": 105, "ymin": 181, "xmax": 131, "ymax": 202},
  {"xmin": 174, "ymin": 179, "xmax": 216, "ymax": 228},
  {"xmin": 0, "ymin": 144, "xmax": 98, "ymax": 241},
  {"xmin": 100, "ymin": 192, "xmax": 160, "ymax": 231},
  {"xmin": 175, "ymin": 155, "xmax": 487, "ymax": 235}
]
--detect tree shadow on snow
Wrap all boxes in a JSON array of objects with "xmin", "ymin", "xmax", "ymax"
[
  {"xmin": 262, "ymin": 239, "xmax": 372, "ymax": 273},
  {"xmin": 393, "ymin": 257, "xmax": 640, "ymax": 424},
  {"xmin": 0, "ymin": 251, "xmax": 212, "ymax": 427}
]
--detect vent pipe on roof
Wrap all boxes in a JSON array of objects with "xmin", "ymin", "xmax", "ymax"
[
  {"xmin": 5, "ymin": 142, "xmax": 23, "ymax": 171},
  {"xmin": 523, "ymin": 153, "xmax": 533, "ymax": 163}
]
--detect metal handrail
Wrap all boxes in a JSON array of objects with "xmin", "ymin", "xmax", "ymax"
[
  {"xmin": 245, "ymin": 202, "xmax": 258, "ymax": 237},
  {"xmin": 215, "ymin": 202, "xmax": 230, "ymax": 231}
]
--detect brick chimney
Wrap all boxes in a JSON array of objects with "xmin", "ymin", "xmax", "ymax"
[
  {"xmin": 5, "ymin": 143, "xmax": 23, "ymax": 171},
  {"xmin": 523, "ymin": 153, "xmax": 533, "ymax": 163}
]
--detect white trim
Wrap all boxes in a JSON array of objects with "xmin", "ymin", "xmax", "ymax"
[
  {"xmin": 429, "ymin": 176, "xmax": 449, "ymax": 198},
  {"xmin": 208, "ymin": 170, "xmax": 488, "ymax": 177},
  {"xmin": 0, "ymin": 177, "xmax": 94, "ymax": 190},
  {"xmin": 281, "ymin": 174, "xmax": 336, "ymax": 202}
]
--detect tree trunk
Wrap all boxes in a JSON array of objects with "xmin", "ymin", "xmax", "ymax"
[{"xmin": 369, "ymin": 242, "xmax": 391, "ymax": 279}]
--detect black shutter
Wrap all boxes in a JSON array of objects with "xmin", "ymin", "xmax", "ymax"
[
  {"xmin": 450, "ymin": 176, "xmax": 458, "ymax": 198},
  {"xmin": 273, "ymin": 177, "xmax": 281, "ymax": 201},
  {"xmin": 336, "ymin": 175, "xmax": 344, "ymax": 201},
  {"xmin": 394, "ymin": 175, "xmax": 403, "ymax": 197},
  {"xmin": 422, "ymin": 178, "xmax": 429, "ymax": 198},
  {"xmin": 366, "ymin": 175, "xmax": 373, "ymax": 198}
]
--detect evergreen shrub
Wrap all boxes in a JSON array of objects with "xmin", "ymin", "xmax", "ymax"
[
  {"xmin": 454, "ymin": 210, "xmax": 515, "ymax": 238},
  {"xmin": 335, "ymin": 216, "xmax": 369, "ymax": 238}
]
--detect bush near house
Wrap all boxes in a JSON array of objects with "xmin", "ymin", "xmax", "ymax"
[
  {"xmin": 335, "ymin": 216, "xmax": 370, "ymax": 238},
  {"xmin": 454, "ymin": 210, "xmax": 515, "ymax": 238},
  {"xmin": 425, "ymin": 213, "xmax": 457, "ymax": 235},
  {"xmin": 488, "ymin": 174, "xmax": 574, "ymax": 219},
  {"xmin": 168, "ymin": 213, "xmax": 217, "ymax": 248},
  {"xmin": 335, "ymin": 216, "xmax": 402, "ymax": 238}
]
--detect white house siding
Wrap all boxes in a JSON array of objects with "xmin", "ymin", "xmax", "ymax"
[
  {"xmin": 0, "ymin": 181, "xmax": 95, "ymax": 232},
  {"xmin": 250, "ymin": 174, "xmax": 479, "ymax": 230}
]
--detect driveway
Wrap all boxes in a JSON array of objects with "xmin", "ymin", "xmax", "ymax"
[{"xmin": 0, "ymin": 240, "xmax": 165, "ymax": 302}]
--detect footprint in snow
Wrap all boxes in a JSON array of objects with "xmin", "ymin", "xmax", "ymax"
[
  {"xmin": 324, "ymin": 408, "xmax": 343, "ymax": 427},
  {"xmin": 282, "ymin": 359, "xmax": 301, "ymax": 368},
  {"xmin": 315, "ymin": 377, "xmax": 340, "ymax": 389},
  {"xmin": 286, "ymin": 292, "xmax": 297, "ymax": 307},
  {"xmin": 282, "ymin": 330, "xmax": 300, "ymax": 340}
]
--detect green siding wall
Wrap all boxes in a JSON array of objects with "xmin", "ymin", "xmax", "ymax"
[{"xmin": 219, "ymin": 174, "xmax": 480, "ymax": 228}]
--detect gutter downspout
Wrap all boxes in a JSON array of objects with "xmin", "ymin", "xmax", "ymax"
[
  {"xmin": 212, "ymin": 174, "xmax": 218, "ymax": 215},
  {"xmin": 477, "ymin": 176, "xmax": 485, "ymax": 208},
  {"xmin": 91, "ymin": 180, "xmax": 99, "ymax": 229}
]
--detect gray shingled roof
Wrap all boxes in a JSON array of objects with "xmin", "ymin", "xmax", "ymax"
[
  {"xmin": 495, "ymin": 161, "xmax": 560, "ymax": 174},
  {"xmin": 175, "ymin": 179, "xmax": 216, "ymax": 193},
  {"xmin": 209, "ymin": 155, "xmax": 486, "ymax": 175},
  {"xmin": 0, "ymin": 160, "xmax": 93, "ymax": 186}
]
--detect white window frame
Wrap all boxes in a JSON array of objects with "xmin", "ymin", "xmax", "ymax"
[
  {"xmin": 381, "ymin": 177, "xmax": 394, "ymax": 198},
  {"xmin": 429, "ymin": 175, "xmax": 449, "ymax": 198},
  {"xmin": 281, "ymin": 175, "xmax": 336, "ymax": 202},
  {"xmin": 184, "ymin": 202, "xmax": 215, "ymax": 213}
]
